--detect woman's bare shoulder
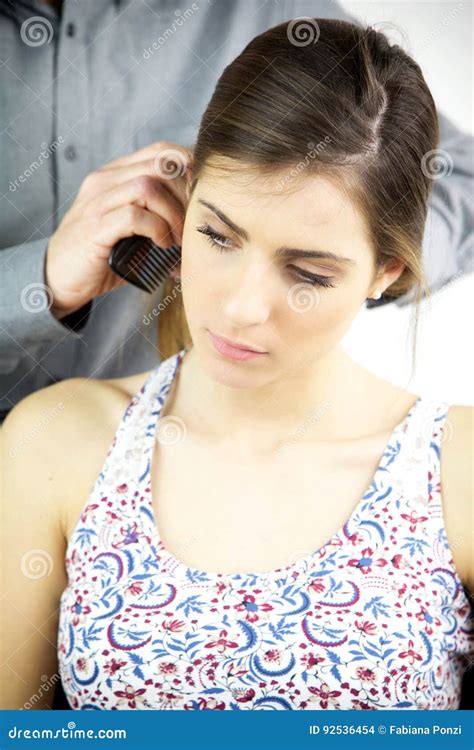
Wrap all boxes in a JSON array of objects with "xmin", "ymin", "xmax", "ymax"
[
  {"xmin": 1, "ymin": 369, "xmax": 152, "ymax": 443},
  {"xmin": 3, "ymin": 368, "xmax": 154, "ymax": 428},
  {"xmin": 1, "ymin": 370, "xmax": 153, "ymax": 539},
  {"xmin": 0, "ymin": 371, "xmax": 152, "ymax": 709}
]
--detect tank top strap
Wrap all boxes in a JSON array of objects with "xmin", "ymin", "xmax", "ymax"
[
  {"xmin": 136, "ymin": 348, "xmax": 187, "ymax": 482},
  {"xmin": 95, "ymin": 348, "xmax": 186, "ymax": 490},
  {"xmin": 389, "ymin": 396, "xmax": 450, "ymax": 489},
  {"xmin": 421, "ymin": 399, "xmax": 465, "ymax": 572},
  {"xmin": 393, "ymin": 396, "xmax": 450, "ymax": 503},
  {"xmin": 399, "ymin": 396, "xmax": 451, "ymax": 514},
  {"xmin": 391, "ymin": 397, "xmax": 470, "ymax": 592}
]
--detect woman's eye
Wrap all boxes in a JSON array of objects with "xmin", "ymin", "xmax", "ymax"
[
  {"xmin": 288, "ymin": 266, "xmax": 336, "ymax": 288},
  {"xmin": 196, "ymin": 224, "xmax": 233, "ymax": 251},
  {"xmin": 195, "ymin": 224, "xmax": 336, "ymax": 289}
]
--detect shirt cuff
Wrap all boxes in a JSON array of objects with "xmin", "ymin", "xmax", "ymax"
[{"xmin": 1, "ymin": 236, "xmax": 93, "ymax": 351}]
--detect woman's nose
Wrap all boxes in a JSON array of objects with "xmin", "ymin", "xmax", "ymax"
[{"xmin": 221, "ymin": 262, "xmax": 273, "ymax": 327}]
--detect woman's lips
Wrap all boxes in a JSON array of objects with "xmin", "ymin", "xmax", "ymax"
[{"xmin": 207, "ymin": 330, "xmax": 267, "ymax": 361}]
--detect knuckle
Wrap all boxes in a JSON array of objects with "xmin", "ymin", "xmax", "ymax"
[
  {"xmin": 153, "ymin": 140, "xmax": 173, "ymax": 152},
  {"xmin": 150, "ymin": 216, "xmax": 168, "ymax": 243},
  {"xmin": 81, "ymin": 170, "xmax": 102, "ymax": 189},
  {"xmin": 132, "ymin": 174, "xmax": 155, "ymax": 195},
  {"xmin": 80, "ymin": 202, "xmax": 97, "ymax": 221},
  {"xmin": 124, "ymin": 204, "xmax": 139, "ymax": 228}
]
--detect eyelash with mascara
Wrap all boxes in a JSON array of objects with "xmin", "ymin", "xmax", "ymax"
[{"xmin": 196, "ymin": 223, "xmax": 336, "ymax": 288}]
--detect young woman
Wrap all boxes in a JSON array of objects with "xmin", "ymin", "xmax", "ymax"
[{"xmin": 2, "ymin": 18, "xmax": 473, "ymax": 711}]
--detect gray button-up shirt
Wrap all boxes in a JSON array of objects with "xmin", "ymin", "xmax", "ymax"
[{"xmin": 1, "ymin": 0, "xmax": 472, "ymax": 418}]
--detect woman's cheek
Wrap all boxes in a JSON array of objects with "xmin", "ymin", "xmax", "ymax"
[
  {"xmin": 180, "ymin": 251, "xmax": 212, "ymax": 323},
  {"xmin": 323, "ymin": 288, "xmax": 368, "ymax": 344},
  {"xmin": 180, "ymin": 236, "xmax": 203, "ymax": 289},
  {"xmin": 288, "ymin": 288, "xmax": 360, "ymax": 351}
]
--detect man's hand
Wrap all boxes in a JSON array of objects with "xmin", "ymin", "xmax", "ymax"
[{"xmin": 45, "ymin": 141, "xmax": 192, "ymax": 318}]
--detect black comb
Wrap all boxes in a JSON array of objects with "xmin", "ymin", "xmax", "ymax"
[{"xmin": 108, "ymin": 235, "xmax": 181, "ymax": 293}]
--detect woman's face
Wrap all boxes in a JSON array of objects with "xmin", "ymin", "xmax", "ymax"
[{"xmin": 180, "ymin": 164, "xmax": 400, "ymax": 388}]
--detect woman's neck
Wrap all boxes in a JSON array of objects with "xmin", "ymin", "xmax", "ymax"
[{"xmin": 172, "ymin": 345, "xmax": 398, "ymax": 454}]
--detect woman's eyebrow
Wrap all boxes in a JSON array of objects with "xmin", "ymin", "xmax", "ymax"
[{"xmin": 197, "ymin": 198, "xmax": 356, "ymax": 266}]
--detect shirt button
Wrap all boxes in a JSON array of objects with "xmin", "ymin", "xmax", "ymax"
[
  {"xmin": 65, "ymin": 144, "xmax": 77, "ymax": 161},
  {"xmin": 66, "ymin": 22, "xmax": 76, "ymax": 37}
]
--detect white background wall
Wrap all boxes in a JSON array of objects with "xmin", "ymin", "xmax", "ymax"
[
  {"xmin": 339, "ymin": 1, "xmax": 473, "ymax": 404},
  {"xmin": 340, "ymin": 0, "xmax": 472, "ymax": 134}
]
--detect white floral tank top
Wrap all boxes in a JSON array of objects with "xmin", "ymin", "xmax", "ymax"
[{"xmin": 57, "ymin": 348, "xmax": 474, "ymax": 710}]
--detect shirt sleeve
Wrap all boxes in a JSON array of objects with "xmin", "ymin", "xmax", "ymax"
[
  {"xmin": 394, "ymin": 111, "xmax": 474, "ymax": 307},
  {"xmin": 0, "ymin": 236, "xmax": 94, "ymax": 362}
]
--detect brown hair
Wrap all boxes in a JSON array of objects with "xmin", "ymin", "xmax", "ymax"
[{"xmin": 158, "ymin": 17, "xmax": 439, "ymax": 376}]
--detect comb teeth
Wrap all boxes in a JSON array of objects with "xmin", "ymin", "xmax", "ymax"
[
  {"xmin": 108, "ymin": 236, "xmax": 181, "ymax": 293},
  {"xmin": 140, "ymin": 243, "xmax": 181, "ymax": 292}
]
